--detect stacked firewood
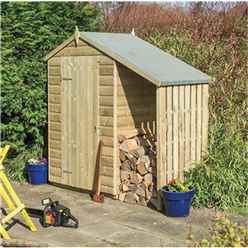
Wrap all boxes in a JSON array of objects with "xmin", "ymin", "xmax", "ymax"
[{"xmin": 118, "ymin": 132, "xmax": 157, "ymax": 206}]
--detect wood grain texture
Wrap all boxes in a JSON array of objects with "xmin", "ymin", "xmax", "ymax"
[
  {"xmin": 99, "ymin": 56, "xmax": 113, "ymax": 65},
  {"xmin": 48, "ymin": 66, "xmax": 60, "ymax": 76},
  {"xmin": 116, "ymin": 64, "xmax": 156, "ymax": 135},
  {"xmin": 102, "ymin": 166, "xmax": 114, "ymax": 177},
  {"xmin": 49, "ymin": 94, "xmax": 60, "ymax": 105},
  {"xmin": 100, "ymin": 106, "xmax": 114, "ymax": 117},
  {"xmin": 49, "ymin": 150, "xmax": 62, "ymax": 160},
  {"xmin": 99, "ymin": 76, "xmax": 113, "ymax": 86},
  {"xmin": 201, "ymin": 84, "xmax": 209, "ymax": 155},
  {"xmin": 48, "ymin": 57, "xmax": 62, "ymax": 184},
  {"xmin": 157, "ymin": 84, "xmax": 209, "ymax": 185},
  {"xmin": 190, "ymin": 85, "xmax": 197, "ymax": 163},
  {"xmin": 115, "ymin": 63, "xmax": 156, "ymax": 196},
  {"xmin": 49, "ymin": 167, "xmax": 62, "ymax": 177},
  {"xmin": 48, "ymin": 76, "xmax": 61, "ymax": 85},
  {"xmin": 156, "ymin": 87, "xmax": 166, "ymax": 189},
  {"xmin": 48, "ymin": 57, "xmax": 61, "ymax": 66},
  {"xmin": 172, "ymin": 86, "xmax": 179, "ymax": 179},
  {"xmin": 99, "ymin": 58, "xmax": 115, "ymax": 194},
  {"xmin": 48, "ymin": 85, "xmax": 60, "ymax": 95},
  {"xmin": 99, "ymin": 65, "xmax": 114, "ymax": 76},
  {"xmin": 49, "ymin": 104, "xmax": 61, "ymax": 113},
  {"xmin": 47, "ymin": 37, "xmax": 210, "ymax": 197},
  {"xmin": 60, "ymin": 56, "xmax": 99, "ymax": 190},
  {"xmin": 48, "ymin": 41, "xmax": 116, "ymax": 195},
  {"xmin": 184, "ymin": 85, "xmax": 191, "ymax": 170},
  {"xmin": 196, "ymin": 84, "xmax": 202, "ymax": 162},
  {"xmin": 178, "ymin": 86, "xmax": 185, "ymax": 180},
  {"xmin": 49, "ymin": 122, "xmax": 61, "ymax": 132},
  {"xmin": 166, "ymin": 86, "xmax": 173, "ymax": 182},
  {"xmin": 55, "ymin": 46, "xmax": 101, "ymax": 57},
  {"xmin": 67, "ymin": 39, "xmax": 87, "ymax": 47},
  {"xmin": 49, "ymin": 131, "xmax": 61, "ymax": 141}
]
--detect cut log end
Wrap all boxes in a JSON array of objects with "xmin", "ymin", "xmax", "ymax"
[{"xmin": 118, "ymin": 132, "xmax": 157, "ymax": 205}]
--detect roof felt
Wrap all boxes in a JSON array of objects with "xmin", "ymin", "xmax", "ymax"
[{"xmin": 80, "ymin": 32, "xmax": 211, "ymax": 86}]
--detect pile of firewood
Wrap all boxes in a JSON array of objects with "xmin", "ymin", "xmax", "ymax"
[{"xmin": 118, "ymin": 132, "xmax": 157, "ymax": 205}]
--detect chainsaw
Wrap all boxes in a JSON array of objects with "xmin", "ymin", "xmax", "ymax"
[{"xmin": 27, "ymin": 198, "xmax": 79, "ymax": 228}]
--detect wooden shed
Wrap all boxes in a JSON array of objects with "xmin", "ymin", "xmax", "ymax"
[{"xmin": 45, "ymin": 30, "xmax": 211, "ymax": 198}]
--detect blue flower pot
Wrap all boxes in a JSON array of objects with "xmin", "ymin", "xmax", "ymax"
[
  {"xmin": 27, "ymin": 163, "xmax": 48, "ymax": 185},
  {"xmin": 161, "ymin": 186, "xmax": 195, "ymax": 217}
]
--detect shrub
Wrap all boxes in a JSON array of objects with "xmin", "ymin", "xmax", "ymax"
[
  {"xmin": 1, "ymin": 2, "xmax": 101, "ymax": 181},
  {"xmin": 145, "ymin": 26, "xmax": 248, "ymax": 210},
  {"xmin": 196, "ymin": 216, "xmax": 248, "ymax": 247},
  {"xmin": 185, "ymin": 121, "xmax": 248, "ymax": 209}
]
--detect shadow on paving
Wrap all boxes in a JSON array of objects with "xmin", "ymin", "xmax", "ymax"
[{"xmin": 2, "ymin": 183, "xmax": 218, "ymax": 246}]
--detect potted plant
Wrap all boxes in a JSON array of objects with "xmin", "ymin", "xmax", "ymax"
[
  {"xmin": 26, "ymin": 158, "xmax": 48, "ymax": 185},
  {"xmin": 161, "ymin": 179, "xmax": 195, "ymax": 217}
]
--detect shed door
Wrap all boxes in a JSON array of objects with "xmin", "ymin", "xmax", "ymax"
[{"xmin": 60, "ymin": 56, "xmax": 98, "ymax": 190}]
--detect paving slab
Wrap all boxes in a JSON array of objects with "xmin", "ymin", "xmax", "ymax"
[{"xmin": 1, "ymin": 183, "xmax": 221, "ymax": 246}]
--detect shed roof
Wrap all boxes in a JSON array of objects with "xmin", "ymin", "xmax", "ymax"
[
  {"xmin": 46, "ymin": 31, "xmax": 211, "ymax": 86},
  {"xmin": 80, "ymin": 32, "xmax": 211, "ymax": 86}
]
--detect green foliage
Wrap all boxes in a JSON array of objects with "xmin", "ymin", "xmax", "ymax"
[
  {"xmin": 196, "ymin": 217, "xmax": 248, "ymax": 247},
  {"xmin": 167, "ymin": 179, "xmax": 191, "ymax": 192},
  {"xmin": 228, "ymin": 207, "xmax": 248, "ymax": 217},
  {"xmin": 146, "ymin": 24, "xmax": 248, "ymax": 210},
  {"xmin": 147, "ymin": 29, "xmax": 248, "ymax": 130},
  {"xmin": 1, "ymin": 2, "xmax": 101, "ymax": 181},
  {"xmin": 185, "ymin": 122, "xmax": 248, "ymax": 209}
]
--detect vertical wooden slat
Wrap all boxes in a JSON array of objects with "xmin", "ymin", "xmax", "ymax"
[
  {"xmin": 75, "ymin": 58, "xmax": 81, "ymax": 187},
  {"xmin": 88, "ymin": 57, "xmax": 93, "ymax": 187},
  {"xmin": 113, "ymin": 62, "xmax": 118, "ymax": 195},
  {"xmin": 77, "ymin": 58, "xmax": 82, "ymax": 187},
  {"xmin": 93, "ymin": 56, "xmax": 99, "ymax": 189},
  {"xmin": 178, "ymin": 86, "xmax": 185, "ymax": 180},
  {"xmin": 166, "ymin": 86, "xmax": 173, "ymax": 182},
  {"xmin": 79, "ymin": 57, "xmax": 86, "ymax": 188},
  {"xmin": 201, "ymin": 84, "xmax": 209, "ymax": 155},
  {"xmin": 153, "ymin": 120, "xmax": 156, "ymax": 135},
  {"xmin": 184, "ymin": 85, "xmax": 191, "ymax": 171},
  {"xmin": 67, "ymin": 58, "xmax": 72, "ymax": 185},
  {"xmin": 85, "ymin": 57, "xmax": 90, "ymax": 187},
  {"xmin": 91, "ymin": 56, "xmax": 98, "ymax": 188},
  {"xmin": 48, "ymin": 63, "xmax": 51, "ymax": 181},
  {"xmin": 68, "ymin": 58, "xmax": 73, "ymax": 186},
  {"xmin": 71, "ymin": 57, "xmax": 78, "ymax": 186},
  {"xmin": 172, "ymin": 86, "xmax": 179, "ymax": 179},
  {"xmin": 61, "ymin": 57, "xmax": 70, "ymax": 185},
  {"xmin": 88, "ymin": 57, "xmax": 92, "ymax": 184},
  {"xmin": 196, "ymin": 84, "xmax": 202, "ymax": 162},
  {"xmin": 190, "ymin": 85, "xmax": 197, "ymax": 162},
  {"xmin": 156, "ymin": 87, "xmax": 166, "ymax": 189},
  {"xmin": 61, "ymin": 59, "xmax": 66, "ymax": 185}
]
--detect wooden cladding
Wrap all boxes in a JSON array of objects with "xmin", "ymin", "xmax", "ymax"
[
  {"xmin": 47, "ymin": 37, "xmax": 210, "ymax": 198},
  {"xmin": 116, "ymin": 64, "xmax": 156, "ymax": 136},
  {"xmin": 98, "ymin": 56, "xmax": 116, "ymax": 194},
  {"xmin": 48, "ymin": 57, "xmax": 62, "ymax": 183},
  {"xmin": 60, "ymin": 56, "xmax": 98, "ymax": 190},
  {"xmin": 54, "ymin": 40, "xmax": 101, "ymax": 57},
  {"xmin": 156, "ymin": 84, "xmax": 209, "ymax": 189}
]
